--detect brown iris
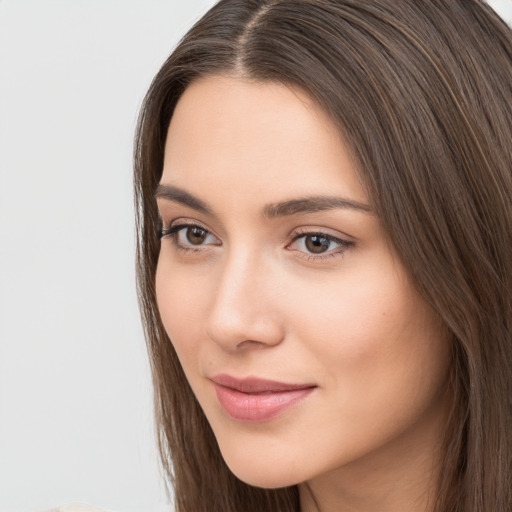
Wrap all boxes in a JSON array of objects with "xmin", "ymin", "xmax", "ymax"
[
  {"xmin": 305, "ymin": 235, "xmax": 330, "ymax": 254},
  {"xmin": 186, "ymin": 227, "xmax": 208, "ymax": 245}
]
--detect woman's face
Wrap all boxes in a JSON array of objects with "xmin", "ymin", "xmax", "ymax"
[{"xmin": 155, "ymin": 75, "xmax": 452, "ymax": 491}]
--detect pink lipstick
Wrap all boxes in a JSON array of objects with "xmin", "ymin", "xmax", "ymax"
[{"xmin": 210, "ymin": 374, "xmax": 316, "ymax": 422}]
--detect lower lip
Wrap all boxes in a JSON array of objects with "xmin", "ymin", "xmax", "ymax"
[{"xmin": 213, "ymin": 384, "xmax": 315, "ymax": 422}]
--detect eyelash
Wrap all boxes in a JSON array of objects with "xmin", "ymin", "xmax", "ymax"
[
  {"xmin": 158, "ymin": 222, "xmax": 218, "ymax": 253},
  {"xmin": 158, "ymin": 222, "xmax": 354, "ymax": 261},
  {"xmin": 288, "ymin": 229, "xmax": 354, "ymax": 261}
]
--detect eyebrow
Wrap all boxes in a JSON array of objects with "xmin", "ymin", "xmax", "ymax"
[
  {"xmin": 262, "ymin": 195, "xmax": 372, "ymax": 217},
  {"xmin": 155, "ymin": 184, "xmax": 213, "ymax": 215},
  {"xmin": 155, "ymin": 184, "xmax": 372, "ymax": 218}
]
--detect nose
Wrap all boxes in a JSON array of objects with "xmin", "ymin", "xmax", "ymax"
[{"xmin": 205, "ymin": 250, "xmax": 285, "ymax": 352}]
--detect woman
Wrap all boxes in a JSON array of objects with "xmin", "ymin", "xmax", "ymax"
[{"xmin": 134, "ymin": 1, "xmax": 512, "ymax": 511}]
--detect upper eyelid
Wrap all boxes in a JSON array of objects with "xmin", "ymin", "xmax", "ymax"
[
  {"xmin": 161, "ymin": 217, "xmax": 213, "ymax": 233},
  {"xmin": 288, "ymin": 232, "xmax": 353, "ymax": 249},
  {"xmin": 159, "ymin": 218, "xmax": 354, "ymax": 246},
  {"xmin": 291, "ymin": 231, "xmax": 343, "ymax": 242},
  {"xmin": 160, "ymin": 220, "xmax": 221, "ymax": 246},
  {"xmin": 289, "ymin": 226, "xmax": 355, "ymax": 243},
  {"xmin": 163, "ymin": 228, "xmax": 350, "ymax": 261}
]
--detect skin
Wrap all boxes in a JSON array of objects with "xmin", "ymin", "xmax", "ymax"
[{"xmin": 155, "ymin": 75, "xmax": 453, "ymax": 512}]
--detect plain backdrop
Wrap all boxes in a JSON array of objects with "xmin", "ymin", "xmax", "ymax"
[
  {"xmin": 0, "ymin": 2, "xmax": 216, "ymax": 511},
  {"xmin": 0, "ymin": 1, "xmax": 511, "ymax": 512}
]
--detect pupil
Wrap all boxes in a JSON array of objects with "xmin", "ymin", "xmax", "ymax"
[
  {"xmin": 187, "ymin": 227, "xmax": 207, "ymax": 245},
  {"xmin": 306, "ymin": 235, "xmax": 330, "ymax": 254}
]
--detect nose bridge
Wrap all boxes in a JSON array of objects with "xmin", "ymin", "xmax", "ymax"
[{"xmin": 206, "ymin": 244, "xmax": 284, "ymax": 350}]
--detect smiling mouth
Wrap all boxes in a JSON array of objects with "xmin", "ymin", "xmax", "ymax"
[{"xmin": 210, "ymin": 374, "xmax": 317, "ymax": 422}]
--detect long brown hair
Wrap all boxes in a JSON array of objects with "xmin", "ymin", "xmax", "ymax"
[{"xmin": 134, "ymin": 1, "xmax": 512, "ymax": 510}]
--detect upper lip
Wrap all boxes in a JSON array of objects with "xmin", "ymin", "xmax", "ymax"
[{"xmin": 210, "ymin": 374, "xmax": 317, "ymax": 393}]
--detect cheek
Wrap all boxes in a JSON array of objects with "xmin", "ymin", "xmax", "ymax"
[
  {"xmin": 285, "ymin": 263, "xmax": 409, "ymax": 359},
  {"xmin": 155, "ymin": 258, "xmax": 210, "ymax": 361},
  {"xmin": 287, "ymin": 262, "xmax": 451, "ymax": 414}
]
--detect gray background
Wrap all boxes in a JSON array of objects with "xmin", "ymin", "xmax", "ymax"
[{"xmin": 0, "ymin": 1, "xmax": 510, "ymax": 511}]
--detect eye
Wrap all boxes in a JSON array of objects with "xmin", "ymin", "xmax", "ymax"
[
  {"xmin": 178, "ymin": 226, "xmax": 211, "ymax": 245},
  {"xmin": 159, "ymin": 222, "xmax": 220, "ymax": 250},
  {"xmin": 287, "ymin": 231, "xmax": 353, "ymax": 259}
]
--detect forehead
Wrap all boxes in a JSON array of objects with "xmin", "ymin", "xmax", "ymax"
[{"xmin": 162, "ymin": 75, "xmax": 367, "ymax": 207}]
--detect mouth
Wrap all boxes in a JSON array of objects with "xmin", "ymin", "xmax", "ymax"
[{"xmin": 209, "ymin": 374, "xmax": 317, "ymax": 422}]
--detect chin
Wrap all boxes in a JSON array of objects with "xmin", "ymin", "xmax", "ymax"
[
  {"xmin": 230, "ymin": 466, "xmax": 301, "ymax": 489},
  {"xmin": 219, "ymin": 447, "xmax": 306, "ymax": 489}
]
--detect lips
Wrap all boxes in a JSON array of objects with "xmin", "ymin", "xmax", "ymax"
[{"xmin": 210, "ymin": 374, "xmax": 316, "ymax": 422}]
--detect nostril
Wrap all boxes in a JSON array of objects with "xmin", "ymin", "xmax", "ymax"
[
  {"xmin": 235, "ymin": 339, "xmax": 275, "ymax": 350},
  {"xmin": 205, "ymin": 312, "xmax": 285, "ymax": 351}
]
